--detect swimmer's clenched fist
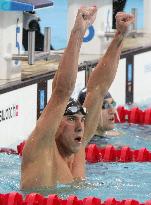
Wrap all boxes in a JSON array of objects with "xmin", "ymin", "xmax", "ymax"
[
  {"xmin": 73, "ymin": 6, "xmax": 97, "ymax": 37},
  {"xmin": 116, "ymin": 12, "xmax": 134, "ymax": 35}
]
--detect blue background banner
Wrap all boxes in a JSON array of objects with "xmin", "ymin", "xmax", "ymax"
[
  {"xmin": 0, "ymin": 0, "xmax": 53, "ymax": 11},
  {"xmin": 0, "ymin": 0, "xmax": 11, "ymax": 10}
]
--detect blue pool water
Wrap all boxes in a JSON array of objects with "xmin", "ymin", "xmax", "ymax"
[
  {"xmin": 96, "ymin": 124, "xmax": 151, "ymax": 150},
  {"xmin": 0, "ymin": 124, "xmax": 151, "ymax": 202}
]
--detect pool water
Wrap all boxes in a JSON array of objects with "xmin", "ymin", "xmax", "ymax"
[
  {"xmin": 0, "ymin": 124, "xmax": 151, "ymax": 202},
  {"xmin": 94, "ymin": 124, "xmax": 151, "ymax": 150}
]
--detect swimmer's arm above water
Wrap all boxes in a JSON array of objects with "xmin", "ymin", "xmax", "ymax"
[
  {"xmin": 52, "ymin": 7, "xmax": 97, "ymax": 91},
  {"xmin": 83, "ymin": 12, "xmax": 134, "ymax": 144},
  {"xmin": 22, "ymin": 7, "xmax": 97, "ymax": 158}
]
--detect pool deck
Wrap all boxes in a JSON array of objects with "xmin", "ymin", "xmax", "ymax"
[{"xmin": 0, "ymin": 33, "xmax": 151, "ymax": 93}]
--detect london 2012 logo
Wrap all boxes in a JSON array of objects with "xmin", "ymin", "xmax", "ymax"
[
  {"xmin": 0, "ymin": 104, "xmax": 19, "ymax": 122},
  {"xmin": 0, "ymin": 0, "xmax": 11, "ymax": 11}
]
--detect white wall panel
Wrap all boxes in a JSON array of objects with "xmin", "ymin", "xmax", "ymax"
[
  {"xmin": 109, "ymin": 58, "xmax": 126, "ymax": 105},
  {"xmin": 134, "ymin": 51, "xmax": 151, "ymax": 103},
  {"xmin": 0, "ymin": 84, "xmax": 37, "ymax": 148}
]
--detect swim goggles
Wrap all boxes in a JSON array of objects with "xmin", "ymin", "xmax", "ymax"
[
  {"xmin": 102, "ymin": 100, "xmax": 116, "ymax": 110},
  {"xmin": 64, "ymin": 100, "xmax": 87, "ymax": 116}
]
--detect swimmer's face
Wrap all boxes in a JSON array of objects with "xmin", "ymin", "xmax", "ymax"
[
  {"xmin": 97, "ymin": 98, "xmax": 116, "ymax": 133},
  {"xmin": 56, "ymin": 113, "xmax": 85, "ymax": 155}
]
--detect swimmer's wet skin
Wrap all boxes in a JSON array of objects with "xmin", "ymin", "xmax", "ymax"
[{"xmin": 21, "ymin": 8, "xmax": 134, "ymax": 189}]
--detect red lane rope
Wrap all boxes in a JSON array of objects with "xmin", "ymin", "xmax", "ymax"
[
  {"xmin": 0, "ymin": 148, "xmax": 18, "ymax": 155},
  {"xmin": 85, "ymin": 144, "xmax": 151, "ymax": 163},
  {"xmin": 115, "ymin": 106, "xmax": 151, "ymax": 125},
  {"xmin": 0, "ymin": 192, "xmax": 151, "ymax": 205},
  {"xmin": 1, "ymin": 142, "xmax": 151, "ymax": 163},
  {"xmin": 17, "ymin": 141, "xmax": 26, "ymax": 156}
]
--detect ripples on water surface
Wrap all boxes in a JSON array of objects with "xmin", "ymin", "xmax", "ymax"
[
  {"xmin": 98, "ymin": 124, "xmax": 151, "ymax": 150},
  {"xmin": 0, "ymin": 124, "xmax": 151, "ymax": 202}
]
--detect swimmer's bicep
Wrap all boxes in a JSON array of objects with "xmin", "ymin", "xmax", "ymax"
[
  {"xmin": 83, "ymin": 96, "xmax": 102, "ymax": 144},
  {"xmin": 83, "ymin": 114, "xmax": 99, "ymax": 144}
]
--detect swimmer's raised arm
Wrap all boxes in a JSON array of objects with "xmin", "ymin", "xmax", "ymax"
[
  {"xmin": 52, "ymin": 6, "xmax": 97, "ymax": 91},
  {"xmin": 23, "ymin": 7, "xmax": 97, "ymax": 159},
  {"xmin": 83, "ymin": 12, "xmax": 134, "ymax": 143}
]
